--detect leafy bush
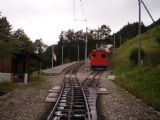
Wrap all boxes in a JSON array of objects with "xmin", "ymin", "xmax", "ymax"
[
  {"xmin": 129, "ymin": 48, "xmax": 145, "ymax": 65},
  {"xmin": 156, "ymin": 36, "xmax": 160, "ymax": 47}
]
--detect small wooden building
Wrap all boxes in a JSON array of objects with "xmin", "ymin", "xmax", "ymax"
[{"xmin": 0, "ymin": 50, "xmax": 42, "ymax": 83}]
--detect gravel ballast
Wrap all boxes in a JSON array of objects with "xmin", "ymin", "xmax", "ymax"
[{"xmin": 0, "ymin": 75, "xmax": 63, "ymax": 120}]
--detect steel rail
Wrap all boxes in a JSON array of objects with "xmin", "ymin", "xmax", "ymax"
[
  {"xmin": 47, "ymin": 83, "xmax": 65, "ymax": 120},
  {"xmin": 76, "ymin": 76, "xmax": 92, "ymax": 120},
  {"xmin": 69, "ymin": 62, "xmax": 91, "ymax": 119},
  {"xmin": 47, "ymin": 63, "xmax": 79, "ymax": 120},
  {"xmin": 82, "ymin": 71, "xmax": 102, "ymax": 86}
]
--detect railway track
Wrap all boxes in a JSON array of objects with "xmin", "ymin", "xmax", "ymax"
[
  {"xmin": 82, "ymin": 71, "xmax": 103, "ymax": 87},
  {"xmin": 81, "ymin": 70, "xmax": 104, "ymax": 120},
  {"xmin": 47, "ymin": 62, "xmax": 91, "ymax": 120},
  {"xmin": 47, "ymin": 62, "xmax": 104, "ymax": 120}
]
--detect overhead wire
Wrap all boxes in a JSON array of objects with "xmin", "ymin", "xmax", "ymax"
[
  {"xmin": 141, "ymin": 0, "xmax": 160, "ymax": 34},
  {"xmin": 79, "ymin": 0, "xmax": 87, "ymax": 22},
  {"xmin": 73, "ymin": 0, "xmax": 76, "ymax": 22}
]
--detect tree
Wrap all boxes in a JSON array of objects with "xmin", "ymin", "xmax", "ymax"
[
  {"xmin": 0, "ymin": 16, "xmax": 12, "ymax": 58},
  {"xmin": 114, "ymin": 22, "xmax": 146, "ymax": 46},
  {"xmin": 56, "ymin": 25, "xmax": 112, "ymax": 64},
  {"xmin": 59, "ymin": 29, "xmax": 75, "ymax": 44},
  {"xmin": 98, "ymin": 24, "xmax": 111, "ymax": 40},
  {"xmin": 12, "ymin": 29, "xmax": 34, "ymax": 52},
  {"xmin": 34, "ymin": 38, "xmax": 47, "ymax": 55}
]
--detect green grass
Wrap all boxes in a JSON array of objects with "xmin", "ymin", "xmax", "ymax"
[
  {"xmin": 0, "ymin": 71, "xmax": 48, "ymax": 96},
  {"xmin": 116, "ymin": 66, "xmax": 160, "ymax": 110},
  {"xmin": 30, "ymin": 71, "xmax": 48, "ymax": 89},
  {"xmin": 0, "ymin": 81, "xmax": 17, "ymax": 95},
  {"xmin": 112, "ymin": 26, "xmax": 160, "ymax": 111}
]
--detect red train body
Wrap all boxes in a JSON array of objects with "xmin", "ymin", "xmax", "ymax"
[{"xmin": 89, "ymin": 50, "xmax": 109, "ymax": 69}]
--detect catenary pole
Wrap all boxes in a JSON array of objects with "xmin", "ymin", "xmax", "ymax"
[
  {"xmin": 78, "ymin": 44, "xmax": 79, "ymax": 61},
  {"xmin": 113, "ymin": 34, "xmax": 116, "ymax": 51},
  {"xmin": 141, "ymin": 0, "xmax": 160, "ymax": 34},
  {"xmin": 141, "ymin": 0, "xmax": 155, "ymax": 23},
  {"xmin": 138, "ymin": 0, "xmax": 141, "ymax": 67},
  {"xmin": 85, "ymin": 27, "xmax": 88, "ymax": 71},
  {"xmin": 62, "ymin": 45, "xmax": 63, "ymax": 64},
  {"xmin": 119, "ymin": 35, "xmax": 121, "ymax": 47},
  {"xmin": 52, "ymin": 45, "xmax": 54, "ymax": 68}
]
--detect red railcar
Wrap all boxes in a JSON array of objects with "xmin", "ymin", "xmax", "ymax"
[{"xmin": 89, "ymin": 50, "xmax": 109, "ymax": 69}]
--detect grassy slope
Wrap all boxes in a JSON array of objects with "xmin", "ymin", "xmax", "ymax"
[{"xmin": 112, "ymin": 26, "xmax": 160, "ymax": 111}]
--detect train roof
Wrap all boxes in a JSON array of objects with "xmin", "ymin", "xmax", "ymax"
[{"xmin": 89, "ymin": 49, "xmax": 109, "ymax": 53}]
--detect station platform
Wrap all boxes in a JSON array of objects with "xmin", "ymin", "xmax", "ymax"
[{"xmin": 42, "ymin": 62, "xmax": 76, "ymax": 75}]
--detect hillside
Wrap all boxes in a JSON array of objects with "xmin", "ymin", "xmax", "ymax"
[{"xmin": 111, "ymin": 26, "xmax": 160, "ymax": 111}]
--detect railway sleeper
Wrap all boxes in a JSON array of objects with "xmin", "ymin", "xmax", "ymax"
[
  {"xmin": 52, "ymin": 116, "xmax": 68, "ymax": 120},
  {"xmin": 74, "ymin": 95, "xmax": 84, "ymax": 98},
  {"xmin": 56, "ymin": 108, "xmax": 69, "ymax": 112},
  {"xmin": 74, "ymin": 95, "xmax": 84, "ymax": 97},
  {"xmin": 74, "ymin": 90, "xmax": 82, "ymax": 92},
  {"xmin": 74, "ymin": 101, "xmax": 85, "ymax": 105},
  {"xmin": 72, "ymin": 114, "xmax": 87, "ymax": 118},
  {"xmin": 59, "ymin": 103, "xmax": 68, "ymax": 107},
  {"xmin": 57, "ymin": 106, "xmax": 69, "ymax": 110},
  {"xmin": 55, "ymin": 111, "xmax": 68, "ymax": 117},
  {"xmin": 73, "ymin": 105, "xmax": 86, "ymax": 109},
  {"xmin": 74, "ymin": 97, "xmax": 85, "ymax": 100},
  {"xmin": 74, "ymin": 92, "xmax": 83, "ymax": 94},
  {"xmin": 74, "ymin": 100, "xmax": 85, "ymax": 102},
  {"xmin": 72, "ymin": 108, "xmax": 86, "ymax": 113}
]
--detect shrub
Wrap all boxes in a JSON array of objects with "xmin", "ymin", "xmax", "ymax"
[
  {"xmin": 129, "ymin": 48, "xmax": 145, "ymax": 65},
  {"xmin": 156, "ymin": 36, "xmax": 160, "ymax": 47}
]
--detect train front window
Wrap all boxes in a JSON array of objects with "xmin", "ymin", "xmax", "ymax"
[
  {"xmin": 93, "ymin": 54, "xmax": 96, "ymax": 58},
  {"xmin": 102, "ymin": 54, "xmax": 106, "ymax": 58}
]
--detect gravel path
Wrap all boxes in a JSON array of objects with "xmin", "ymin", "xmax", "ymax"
[
  {"xmin": 98, "ymin": 72, "xmax": 160, "ymax": 120},
  {"xmin": 0, "ymin": 75, "xmax": 63, "ymax": 120}
]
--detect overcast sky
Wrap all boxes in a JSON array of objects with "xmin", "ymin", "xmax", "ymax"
[{"xmin": 0, "ymin": 0, "xmax": 159, "ymax": 45}]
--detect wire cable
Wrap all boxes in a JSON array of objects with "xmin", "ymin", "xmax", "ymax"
[{"xmin": 79, "ymin": 0, "xmax": 87, "ymax": 22}]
